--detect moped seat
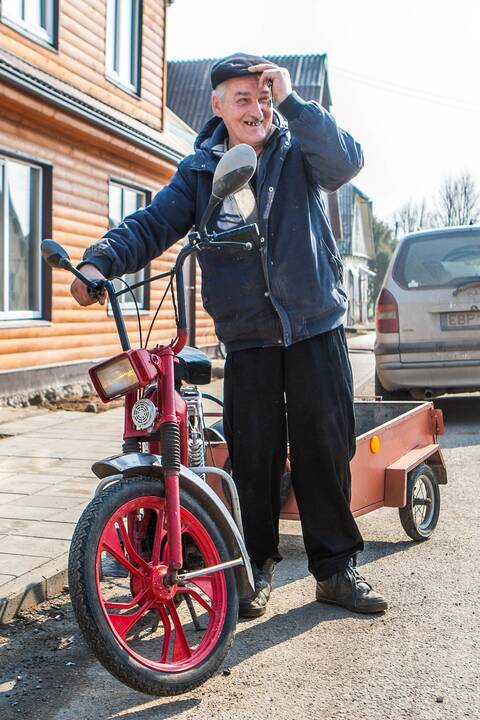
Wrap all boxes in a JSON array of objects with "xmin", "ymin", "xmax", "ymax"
[{"xmin": 175, "ymin": 346, "xmax": 212, "ymax": 386}]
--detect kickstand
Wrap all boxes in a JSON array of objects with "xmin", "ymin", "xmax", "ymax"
[{"xmin": 184, "ymin": 593, "xmax": 204, "ymax": 631}]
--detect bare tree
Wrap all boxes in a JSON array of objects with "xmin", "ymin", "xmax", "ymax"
[
  {"xmin": 393, "ymin": 199, "xmax": 430, "ymax": 237},
  {"xmin": 435, "ymin": 173, "xmax": 480, "ymax": 226}
]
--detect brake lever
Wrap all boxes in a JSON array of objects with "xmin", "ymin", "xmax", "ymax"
[{"xmin": 87, "ymin": 279, "xmax": 107, "ymax": 299}]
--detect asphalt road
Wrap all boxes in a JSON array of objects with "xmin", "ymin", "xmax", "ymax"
[{"xmin": 1, "ymin": 352, "xmax": 479, "ymax": 720}]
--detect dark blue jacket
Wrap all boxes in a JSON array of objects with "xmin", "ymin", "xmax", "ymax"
[{"xmin": 83, "ymin": 92, "xmax": 363, "ymax": 351}]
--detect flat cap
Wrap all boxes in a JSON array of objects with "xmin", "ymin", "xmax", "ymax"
[{"xmin": 211, "ymin": 52, "xmax": 269, "ymax": 89}]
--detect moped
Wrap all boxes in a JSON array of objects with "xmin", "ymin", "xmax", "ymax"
[{"xmin": 41, "ymin": 144, "xmax": 260, "ymax": 696}]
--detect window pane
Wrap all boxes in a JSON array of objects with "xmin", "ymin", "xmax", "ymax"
[
  {"xmin": 122, "ymin": 188, "xmax": 144, "ymax": 304},
  {"xmin": 0, "ymin": 164, "xmax": 4, "ymax": 312},
  {"xmin": 2, "ymin": 0, "xmax": 23, "ymax": 21},
  {"xmin": 106, "ymin": 0, "xmax": 117, "ymax": 75},
  {"xmin": 395, "ymin": 233, "xmax": 480, "ymax": 289},
  {"xmin": 7, "ymin": 162, "xmax": 41, "ymax": 313},
  {"xmin": 109, "ymin": 184, "xmax": 145, "ymax": 307},
  {"xmin": 27, "ymin": 0, "xmax": 43, "ymax": 27},
  {"xmin": 108, "ymin": 184, "xmax": 122, "ymax": 229},
  {"xmin": 118, "ymin": 0, "xmax": 135, "ymax": 86},
  {"xmin": 123, "ymin": 186, "xmax": 140, "ymax": 216}
]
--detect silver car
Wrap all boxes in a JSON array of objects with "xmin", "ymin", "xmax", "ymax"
[{"xmin": 375, "ymin": 225, "xmax": 480, "ymax": 399}]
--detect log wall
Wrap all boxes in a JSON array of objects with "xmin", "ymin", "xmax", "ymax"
[
  {"xmin": 0, "ymin": 0, "xmax": 167, "ymax": 130},
  {"xmin": 0, "ymin": 81, "xmax": 218, "ymax": 373}
]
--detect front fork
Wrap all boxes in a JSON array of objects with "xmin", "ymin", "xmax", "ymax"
[
  {"xmin": 164, "ymin": 470, "xmax": 182, "ymax": 581},
  {"xmin": 154, "ymin": 348, "xmax": 183, "ymax": 585}
]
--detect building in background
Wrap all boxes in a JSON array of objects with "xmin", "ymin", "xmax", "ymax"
[
  {"xmin": 338, "ymin": 183, "xmax": 375, "ymax": 325},
  {"xmin": 0, "ymin": 0, "xmax": 195, "ymax": 402}
]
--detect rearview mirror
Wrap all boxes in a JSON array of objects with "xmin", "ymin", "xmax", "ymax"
[
  {"xmin": 198, "ymin": 144, "xmax": 257, "ymax": 233},
  {"xmin": 212, "ymin": 143, "xmax": 257, "ymax": 200},
  {"xmin": 41, "ymin": 239, "xmax": 71, "ymax": 269}
]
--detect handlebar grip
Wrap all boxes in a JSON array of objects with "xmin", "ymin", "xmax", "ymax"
[{"xmin": 87, "ymin": 279, "xmax": 107, "ymax": 299}]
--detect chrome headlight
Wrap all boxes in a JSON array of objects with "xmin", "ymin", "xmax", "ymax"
[{"xmin": 132, "ymin": 398, "xmax": 157, "ymax": 430}]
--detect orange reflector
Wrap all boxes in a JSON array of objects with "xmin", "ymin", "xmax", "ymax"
[{"xmin": 370, "ymin": 435, "xmax": 381, "ymax": 453}]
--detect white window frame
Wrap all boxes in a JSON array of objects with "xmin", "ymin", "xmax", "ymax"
[
  {"xmin": 106, "ymin": 0, "xmax": 140, "ymax": 93},
  {"xmin": 1, "ymin": 0, "xmax": 55, "ymax": 45},
  {"xmin": 0, "ymin": 156, "xmax": 43, "ymax": 321},
  {"xmin": 109, "ymin": 182, "xmax": 147, "ymax": 311}
]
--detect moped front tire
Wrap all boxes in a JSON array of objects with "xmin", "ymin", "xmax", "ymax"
[{"xmin": 68, "ymin": 476, "xmax": 238, "ymax": 696}]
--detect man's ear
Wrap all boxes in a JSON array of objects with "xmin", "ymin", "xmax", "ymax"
[{"xmin": 211, "ymin": 92, "xmax": 223, "ymax": 118}]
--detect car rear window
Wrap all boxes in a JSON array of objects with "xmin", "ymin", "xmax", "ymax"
[{"xmin": 393, "ymin": 231, "xmax": 480, "ymax": 289}]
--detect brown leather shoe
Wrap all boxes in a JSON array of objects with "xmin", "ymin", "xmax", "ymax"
[
  {"xmin": 315, "ymin": 566, "xmax": 388, "ymax": 614},
  {"xmin": 239, "ymin": 559, "xmax": 275, "ymax": 618}
]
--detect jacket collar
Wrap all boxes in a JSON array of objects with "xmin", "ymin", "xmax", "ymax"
[{"xmin": 190, "ymin": 110, "xmax": 290, "ymax": 172}]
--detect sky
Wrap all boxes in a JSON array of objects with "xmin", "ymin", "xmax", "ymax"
[{"xmin": 166, "ymin": 0, "xmax": 480, "ymax": 223}]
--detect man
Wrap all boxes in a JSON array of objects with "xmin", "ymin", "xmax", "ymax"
[{"xmin": 71, "ymin": 53, "xmax": 387, "ymax": 617}]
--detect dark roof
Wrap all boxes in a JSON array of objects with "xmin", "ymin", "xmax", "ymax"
[{"xmin": 167, "ymin": 53, "xmax": 331, "ymax": 133}]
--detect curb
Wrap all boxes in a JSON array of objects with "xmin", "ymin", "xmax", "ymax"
[{"xmin": 0, "ymin": 553, "xmax": 69, "ymax": 624}]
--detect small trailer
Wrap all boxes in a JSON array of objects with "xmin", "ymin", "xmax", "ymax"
[{"xmin": 204, "ymin": 400, "xmax": 446, "ymax": 541}]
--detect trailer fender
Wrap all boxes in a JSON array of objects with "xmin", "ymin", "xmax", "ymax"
[
  {"xmin": 91, "ymin": 453, "xmax": 254, "ymax": 598},
  {"xmin": 385, "ymin": 443, "xmax": 447, "ymax": 507}
]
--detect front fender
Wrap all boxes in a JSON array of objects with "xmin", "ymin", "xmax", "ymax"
[{"xmin": 92, "ymin": 453, "xmax": 254, "ymax": 598}]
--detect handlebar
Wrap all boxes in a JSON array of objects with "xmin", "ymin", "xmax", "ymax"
[{"xmin": 44, "ymin": 223, "xmax": 261, "ymax": 355}]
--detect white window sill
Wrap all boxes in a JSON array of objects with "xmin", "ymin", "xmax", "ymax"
[
  {"xmin": 107, "ymin": 309, "xmax": 149, "ymax": 317},
  {"xmin": 106, "ymin": 73, "xmax": 140, "ymax": 99},
  {"xmin": 0, "ymin": 319, "xmax": 52, "ymax": 329},
  {"xmin": 1, "ymin": 17, "xmax": 55, "ymax": 50}
]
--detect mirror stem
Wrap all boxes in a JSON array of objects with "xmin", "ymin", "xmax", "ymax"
[{"xmin": 198, "ymin": 195, "xmax": 220, "ymax": 236}]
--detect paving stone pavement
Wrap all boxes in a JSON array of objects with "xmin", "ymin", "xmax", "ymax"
[
  {"xmin": 0, "ymin": 335, "xmax": 375, "ymax": 623},
  {"xmin": 0, "ymin": 404, "xmax": 124, "ymax": 622}
]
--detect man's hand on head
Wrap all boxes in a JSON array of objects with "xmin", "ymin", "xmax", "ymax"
[
  {"xmin": 71, "ymin": 263, "xmax": 107, "ymax": 307},
  {"xmin": 247, "ymin": 62, "xmax": 293, "ymax": 104}
]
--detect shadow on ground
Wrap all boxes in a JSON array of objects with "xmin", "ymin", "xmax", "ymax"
[{"xmin": 434, "ymin": 395, "xmax": 480, "ymax": 448}]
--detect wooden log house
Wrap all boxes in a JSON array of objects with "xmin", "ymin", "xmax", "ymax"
[{"xmin": 0, "ymin": 0, "xmax": 218, "ymax": 401}]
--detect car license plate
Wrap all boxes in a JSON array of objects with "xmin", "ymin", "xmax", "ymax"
[{"xmin": 441, "ymin": 311, "xmax": 480, "ymax": 330}]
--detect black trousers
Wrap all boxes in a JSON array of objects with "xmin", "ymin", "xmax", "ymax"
[{"xmin": 223, "ymin": 327, "xmax": 364, "ymax": 581}]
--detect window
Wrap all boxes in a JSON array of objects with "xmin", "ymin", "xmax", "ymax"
[
  {"xmin": 0, "ymin": 157, "xmax": 43, "ymax": 320},
  {"xmin": 2, "ymin": 0, "xmax": 55, "ymax": 44},
  {"xmin": 109, "ymin": 182, "xmax": 147, "ymax": 309},
  {"xmin": 106, "ymin": 0, "xmax": 140, "ymax": 92},
  {"xmin": 394, "ymin": 231, "xmax": 480, "ymax": 290}
]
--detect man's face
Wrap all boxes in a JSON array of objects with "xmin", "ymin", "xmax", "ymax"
[{"xmin": 212, "ymin": 75, "xmax": 273, "ymax": 153}]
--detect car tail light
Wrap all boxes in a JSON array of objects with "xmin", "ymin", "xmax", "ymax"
[
  {"xmin": 89, "ymin": 349, "xmax": 157, "ymax": 402},
  {"xmin": 376, "ymin": 288, "xmax": 399, "ymax": 333}
]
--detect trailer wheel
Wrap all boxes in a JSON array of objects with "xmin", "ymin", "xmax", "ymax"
[{"xmin": 399, "ymin": 463, "xmax": 440, "ymax": 541}]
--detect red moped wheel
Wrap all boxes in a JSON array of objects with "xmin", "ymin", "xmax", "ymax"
[{"xmin": 68, "ymin": 476, "xmax": 238, "ymax": 695}]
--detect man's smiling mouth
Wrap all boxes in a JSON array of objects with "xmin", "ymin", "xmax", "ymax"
[{"xmin": 244, "ymin": 120, "xmax": 262, "ymax": 126}]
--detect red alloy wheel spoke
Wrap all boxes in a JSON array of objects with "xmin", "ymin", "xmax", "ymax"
[
  {"xmin": 156, "ymin": 603, "xmax": 172, "ymax": 664},
  {"xmin": 151, "ymin": 509, "xmax": 166, "ymax": 565},
  {"xmin": 179, "ymin": 587, "xmax": 214, "ymax": 616},
  {"xmin": 104, "ymin": 588, "xmax": 149, "ymax": 610},
  {"xmin": 189, "ymin": 575, "xmax": 215, "ymax": 602},
  {"xmin": 167, "ymin": 600, "xmax": 193, "ymax": 661},
  {"xmin": 101, "ymin": 523, "xmax": 143, "ymax": 579},
  {"xmin": 116, "ymin": 516, "xmax": 150, "ymax": 571},
  {"xmin": 108, "ymin": 600, "xmax": 154, "ymax": 639}
]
